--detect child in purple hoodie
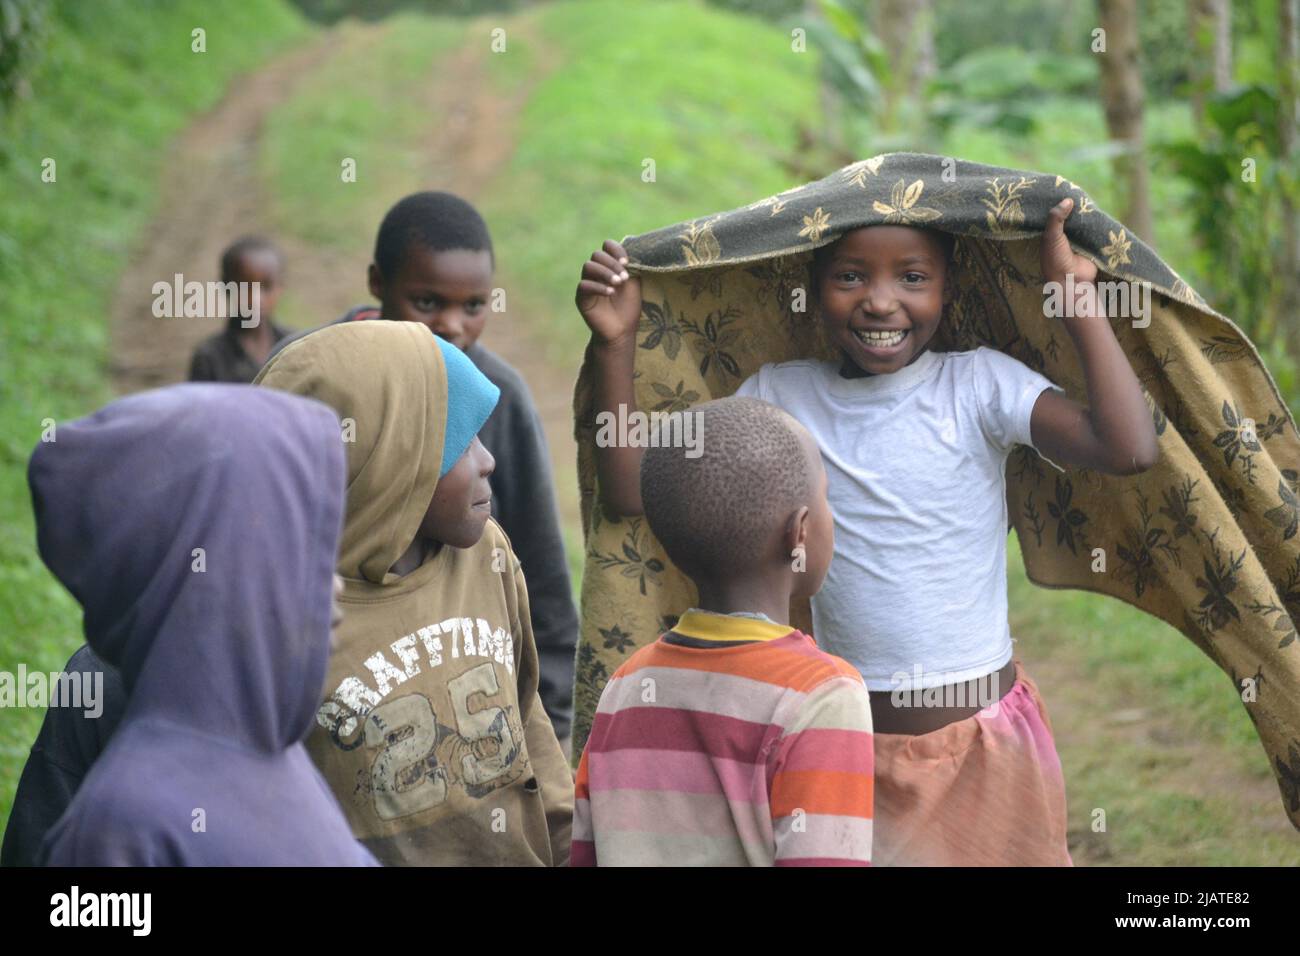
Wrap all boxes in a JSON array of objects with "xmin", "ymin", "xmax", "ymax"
[{"xmin": 31, "ymin": 384, "xmax": 376, "ymax": 867}]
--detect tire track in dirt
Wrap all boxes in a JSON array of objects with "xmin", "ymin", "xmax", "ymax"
[
  {"xmin": 107, "ymin": 25, "xmax": 385, "ymax": 394},
  {"xmin": 414, "ymin": 16, "xmax": 579, "ymax": 531}
]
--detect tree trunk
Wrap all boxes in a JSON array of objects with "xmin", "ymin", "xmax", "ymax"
[
  {"xmin": 1098, "ymin": 0, "xmax": 1154, "ymax": 243},
  {"xmin": 874, "ymin": 0, "xmax": 934, "ymax": 132},
  {"xmin": 1188, "ymin": 0, "xmax": 1233, "ymax": 131}
]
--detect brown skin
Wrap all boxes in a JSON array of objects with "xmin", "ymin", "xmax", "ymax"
[
  {"xmin": 368, "ymin": 247, "xmax": 492, "ymax": 351},
  {"xmin": 370, "ymin": 245, "xmax": 497, "ymax": 577},
  {"xmin": 227, "ymin": 248, "xmax": 283, "ymax": 366},
  {"xmin": 578, "ymin": 204, "xmax": 1159, "ymax": 730},
  {"xmin": 1030, "ymin": 198, "xmax": 1160, "ymax": 474},
  {"xmin": 818, "ymin": 225, "xmax": 951, "ymax": 378},
  {"xmin": 389, "ymin": 436, "xmax": 496, "ymax": 576},
  {"xmin": 575, "ymin": 239, "xmax": 646, "ymax": 516},
  {"xmin": 819, "ymin": 206, "xmax": 1158, "ymax": 473},
  {"xmin": 689, "ymin": 424, "xmax": 835, "ymax": 623}
]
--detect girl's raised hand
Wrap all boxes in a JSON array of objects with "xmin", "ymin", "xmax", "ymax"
[
  {"xmin": 1040, "ymin": 198, "xmax": 1098, "ymax": 287},
  {"xmin": 576, "ymin": 239, "xmax": 642, "ymax": 349}
]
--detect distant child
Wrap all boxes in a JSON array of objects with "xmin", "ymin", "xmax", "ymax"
[
  {"xmin": 188, "ymin": 236, "xmax": 291, "ymax": 383},
  {"xmin": 277, "ymin": 192, "xmax": 579, "ymax": 746},
  {"xmin": 572, "ymin": 396, "xmax": 874, "ymax": 866},
  {"xmin": 578, "ymin": 198, "xmax": 1158, "ymax": 865},
  {"xmin": 256, "ymin": 321, "xmax": 573, "ymax": 866},
  {"xmin": 31, "ymin": 384, "xmax": 376, "ymax": 866}
]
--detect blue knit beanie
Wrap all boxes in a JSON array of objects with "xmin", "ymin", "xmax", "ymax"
[{"xmin": 433, "ymin": 336, "xmax": 499, "ymax": 477}]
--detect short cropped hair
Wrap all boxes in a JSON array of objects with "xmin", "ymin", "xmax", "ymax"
[
  {"xmin": 373, "ymin": 191, "xmax": 494, "ymax": 280},
  {"xmin": 220, "ymin": 236, "xmax": 280, "ymax": 283},
  {"xmin": 640, "ymin": 396, "xmax": 813, "ymax": 581}
]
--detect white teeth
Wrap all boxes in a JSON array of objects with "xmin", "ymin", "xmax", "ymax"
[{"xmin": 854, "ymin": 328, "xmax": 907, "ymax": 347}]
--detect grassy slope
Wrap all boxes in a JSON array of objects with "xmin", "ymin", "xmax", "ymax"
[
  {"xmin": 1008, "ymin": 539, "xmax": 1298, "ymax": 864},
  {"xmin": 259, "ymin": 13, "xmax": 468, "ymax": 272},
  {"xmin": 0, "ymin": 0, "xmax": 308, "ymax": 828},
  {"xmin": 479, "ymin": 0, "xmax": 822, "ymax": 577},
  {"xmin": 482, "ymin": 0, "xmax": 820, "ymax": 362}
]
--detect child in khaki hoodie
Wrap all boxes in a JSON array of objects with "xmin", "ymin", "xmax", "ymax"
[{"xmin": 256, "ymin": 321, "xmax": 572, "ymax": 866}]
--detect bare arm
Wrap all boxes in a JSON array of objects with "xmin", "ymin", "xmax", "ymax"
[
  {"xmin": 577, "ymin": 239, "xmax": 647, "ymax": 515},
  {"xmin": 1030, "ymin": 199, "xmax": 1159, "ymax": 475}
]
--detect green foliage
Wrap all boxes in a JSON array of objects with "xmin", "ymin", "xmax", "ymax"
[
  {"xmin": 1235, "ymin": 0, "xmax": 1280, "ymax": 87},
  {"xmin": 1155, "ymin": 84, "xmax": 1293, "ymax": 357},
  {"xmin": 1134, "ymin": 0, "xmax": 1193, "ymax": 99},
  {"xmin": 806, "ymin": 0, "xmax": 886, "ymax": 107},
  {"xmin": 931, "ymin": 0, "xmax": 1098, "ymax": 65},
  {"xmin": 0, "ymin": 0, "xmax": 46, "ymax": 108},
  {"xmin": 0, "ymin": 0, "xmax": 306, "ymax": 830},
  {"xmin": 704, "ymin": 0, "xmax": 805, "ymax": 18},
  {"xmin": 928, "ymin": 46, "xmax": 1095, "ymax": 138}
]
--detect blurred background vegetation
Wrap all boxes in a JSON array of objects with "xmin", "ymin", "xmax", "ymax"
[{"xmin": 1, "ymin": 0, "xmax": 1297, "ymax": 863}]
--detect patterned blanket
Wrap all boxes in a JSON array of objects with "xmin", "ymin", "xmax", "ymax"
[{"xmin": 570, "ymin": 152, "xmax": 1300, "ymax": 829}]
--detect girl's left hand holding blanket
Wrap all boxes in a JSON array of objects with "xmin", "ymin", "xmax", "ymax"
[{"xmin": 1027, "ymin": 198, "xmax": 1160, "ymax": 476}]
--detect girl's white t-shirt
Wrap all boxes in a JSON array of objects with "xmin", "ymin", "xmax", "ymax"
[{"xmin": 735, "ymin": 347, "xmax": 1061, "ymax": 691}]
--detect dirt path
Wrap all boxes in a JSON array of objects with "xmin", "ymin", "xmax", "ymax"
[
  {"xmin": 418, "ymin": 17, "xmax": 579, "ymax": 528},
  {"xmin": 108, "ymin": 28, "xmax": 350, "ymax": 392},
  {"xmin": 108, "ymin": 13, "xmax": 579, "ymax": 526}
]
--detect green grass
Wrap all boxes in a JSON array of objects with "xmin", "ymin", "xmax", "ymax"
[
  {"xmin": 478, "ymin": 0, "xmax": 822, "ymax": 362},
  {"xmin": 260, "ymin": 14, "xmax": 468, "ymax": 257},
  {"xmin": 472, "ymin": 0, "xmax": 824, "ymax": 589},
  {"xmin": 1007, "ymin": 536, "xmax": 1297, "ymax": 863},
  {"xmin": 0, "ymin": 0, "xmax": 308, "ymax": 831}
]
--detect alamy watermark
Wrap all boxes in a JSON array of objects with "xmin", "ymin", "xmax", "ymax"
[
  {"xmin": 50, "ymin": 886, "xmax": 150, "ymax": 936},
  {"xmin": 889, "ymin": 664, "xmax": 1002, "ymax": 714},
  {"xmin": 1043, "ymin": 274, "xmax": 1152, "ymax": 328},
  {"xmin": 0, "ymin": 665, "xmax": 103, "ymax": 718},
  {"xmin": 151, "ymin": 273, "xmax": 261, "ymax": 328},
  {"xmin": 595, "ymin": 404, "xmax": 704, "ymax": 459}
]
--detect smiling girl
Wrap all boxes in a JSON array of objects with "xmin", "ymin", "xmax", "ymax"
[{"xmin": 577, "ymin": 197, "xmax": 1158, "ymax": 865}]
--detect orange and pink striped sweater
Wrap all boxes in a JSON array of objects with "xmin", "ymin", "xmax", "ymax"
[{"xmin": 573, "ymin": 610, "xmax": 874, "ymax": 866}]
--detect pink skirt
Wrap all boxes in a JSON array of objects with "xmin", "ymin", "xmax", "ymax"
[{"xmin": 872, "ymin": 660, "xmax": 1072, "ymax": 866}]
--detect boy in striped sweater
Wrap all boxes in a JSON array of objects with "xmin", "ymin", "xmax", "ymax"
[{"xmin": 572, "ymin": 396, "xmax": 874, "ymax": 866}]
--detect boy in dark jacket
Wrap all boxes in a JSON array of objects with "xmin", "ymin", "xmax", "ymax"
[
  {"xmin": 188, "ymin": 237, "xmax": 292, "ymax": 383},
  {"xmin": 279, "ymin": 192, "xmax": 579, "ymax": 744},
  {"xmin": 0, "ymin": 646, "xmax": 124, "ymax": 866}
]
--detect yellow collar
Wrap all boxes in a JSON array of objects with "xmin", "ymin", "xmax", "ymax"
[{"xmin": 672, "ymin": 610, "xmax": 792, "ymax": 643}]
